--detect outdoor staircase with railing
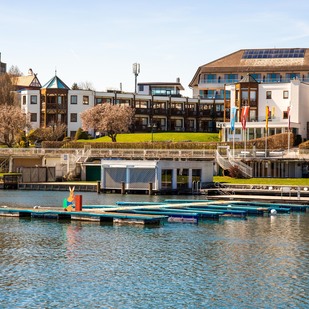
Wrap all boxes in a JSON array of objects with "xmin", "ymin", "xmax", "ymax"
[
  {"xmin": 0, "ymin": 158, "xmax": 9, "ymax": 173},
  {"xmin": 61, "ymin": 146, "xmax": 94, "ymax": 180},
  {"xmin": 216, "ymin": 146, "xmax": 253, "ymax": 178},
  {"xmin": 227, "ymin": 152, "xmax": 253, "ymax": 178}
]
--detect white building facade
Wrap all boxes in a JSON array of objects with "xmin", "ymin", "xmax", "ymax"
[{"xmin": 218, "ymin": 79, "xmax": 309, "ymax": 142}]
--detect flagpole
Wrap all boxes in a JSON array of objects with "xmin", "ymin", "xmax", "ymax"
[
  {"xmin": 287, "ymin": 103, "xmax": 291, "ymax": 154},
  {"xmin": 287, "ymin": 128, "xmax": 290, "ymax": 154},
  {"xmin": 265, "ymin": 128, "xmax": 267, "ymax": 158},
  {"xmin": 265, "ymin": 105, "xmax": 269, "ymax": 158},
  {"xmin": 244, "ymin": 128, "xmax": 246, "ymax": 158},
  {"xmin": 233, "ymin": 129, "xmax": 235, "ymax": 157}
]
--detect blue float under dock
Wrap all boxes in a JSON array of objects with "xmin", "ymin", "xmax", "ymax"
[
  {"xmin": 0, "ymin": 208, "xmax": 167, "ymax": 226},
  {"xmin": 164, "ymin": 199, "xmax": 309, "ymax": 212},
  {"xmin": 114, "ymin": 209, "xmax": 199, "ymax": 223}
]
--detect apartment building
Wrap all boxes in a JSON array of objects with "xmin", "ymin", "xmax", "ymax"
[
  {"xmin": 16, "ymin": 48, "xmax": 309, "ymax": 141},
  {"xmin": 19, "ymin": 75, "xmax": 221, "ymax": 138},
  {"xmin": 189, "ymin": 48, "xmax": 309, "ymax": 141}
]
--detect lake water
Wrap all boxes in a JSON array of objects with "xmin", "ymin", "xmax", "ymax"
[{"xmin": 0, "ymin": 190, "xmax": 308, "ymax": 309}]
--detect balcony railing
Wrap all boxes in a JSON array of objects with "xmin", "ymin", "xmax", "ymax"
[{"xmin": 199, "ymin": 77, "xmax": 309, "ymax": 85}]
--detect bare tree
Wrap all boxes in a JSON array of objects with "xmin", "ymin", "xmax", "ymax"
[
  {"xmin": 28, "ymin": 123, "xmax": 67, "ymax": 142},
  {"xmin": 0, "ymin": 105, "xmax": 30, "ymax": 147},
  {"xmin": 78, "ymin": 81, "xmax": 95, "ymax": 91},
  {"xmin": 8, "ymin": 65, "xmax": 23, "ymax": 77},
  {"xmin": 81, "ymin": 104, "xmax": 135, "ymax": 142},
  {"xmin": 0, "ymin": 73, "xmax": 18, "ymax": 106}
]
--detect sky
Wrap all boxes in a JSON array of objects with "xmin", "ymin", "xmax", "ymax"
[{"xmin": 1, "ymin": 0, "xmax": 309, "ymax": 96}]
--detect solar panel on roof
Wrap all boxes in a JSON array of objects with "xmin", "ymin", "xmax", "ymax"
[{"xmin": 242, "ymin": 48, "xmax": 305, "ymax": 59}]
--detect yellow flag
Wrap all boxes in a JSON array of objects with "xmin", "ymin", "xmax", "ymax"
[{"xmin": 265, "ymin": 106, "xmax": 269, "ymax": 130}]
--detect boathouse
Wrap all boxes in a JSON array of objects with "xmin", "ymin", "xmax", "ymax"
[{"xmin": 100, "ymin": 159, "xmax": 213, "ymax": 194}]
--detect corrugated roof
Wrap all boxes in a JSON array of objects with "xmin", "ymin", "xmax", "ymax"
[{"xmin": 42, "ymin": 75, "xmax": 70, "ymax": 89}]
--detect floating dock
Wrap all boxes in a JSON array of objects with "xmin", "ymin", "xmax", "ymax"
[
  {"xmin": 0, "ymin": 208, "xmax": 167, "ymax": 226},
  {"xmin": 1, "ymin": 197, "xmax": 308, "ymax": 228}
]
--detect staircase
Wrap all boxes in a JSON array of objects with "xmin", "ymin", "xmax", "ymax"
[
  {"xmin": 216, "ymin": 146, "xmax": 252, "ymax": 178},
  {"xmin": 61, "ymin": 146, "xmax": 91, "ymax": 180},
  {"xmin": 0, "ymin": 158, "xmax": 9, "ymax": 173}
]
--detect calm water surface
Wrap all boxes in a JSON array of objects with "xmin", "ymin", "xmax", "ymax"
[{"xmin": 0, "ymin": 191, "xmax": 308, "ymax": 308}]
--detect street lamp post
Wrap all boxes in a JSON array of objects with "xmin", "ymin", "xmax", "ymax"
[
  {"xmin": 132, "ymin": 63, "xmax": 140, "ymax": 93},
  {"xmin": 212, "ymin": 90, "xmax": 217, "ymax": 133},
  {"xmin": 148, "ymin": 122, "xmax": 156, "ymax": 142}
]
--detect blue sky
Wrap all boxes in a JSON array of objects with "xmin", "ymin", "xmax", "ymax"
[{"xmin": 1, "ymin": 0, "xmax": 309, "ymax": 96}]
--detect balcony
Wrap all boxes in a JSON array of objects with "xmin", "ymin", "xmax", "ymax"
[
  {"xmin": 199, "ymin": 77, "xmax": 309, "ymax": 85},
  {"xmin": 199, "ymin": 78, "xmax": 238, "ymax": 85}
]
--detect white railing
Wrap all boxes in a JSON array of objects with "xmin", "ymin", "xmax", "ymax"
[
  {"xmin": 0, "ymin": 148, "xmax": 216, "ymax": 160},
  {"xmin": 216, "ymin": 150, "xmax": 233, "ymax": 170},
  {"xmin": 228, "ymin": 151, "xmax": 253, "ymax": 178}
]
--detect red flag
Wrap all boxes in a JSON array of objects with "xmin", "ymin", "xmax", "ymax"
[{"xmin": 241, "ymin": 106, "xmax": 249, "ymax": 130}]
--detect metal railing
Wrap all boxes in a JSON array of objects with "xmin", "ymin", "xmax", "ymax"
[
  {"xmin": 199, "ymin": 77, "xmax": 309, "ymax": 85},
  {"xmin": 227, "ymin": 151, "xmax": 253, "ymax": 178},
  {"xmin": 0, "ymin": 147, "xmax": 307, "ymax": 162},
  {"xmin": 216, "ymin": 150, "xmax": 233, "ymax": 170},
  {"xmin": 0, "ymin": 148, "xmax": 216, "ymax": 160}
]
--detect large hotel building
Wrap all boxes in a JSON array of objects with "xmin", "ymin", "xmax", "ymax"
[{"xmin": 12, "ymin": 48, "xmax": 309, "ymax": 142}]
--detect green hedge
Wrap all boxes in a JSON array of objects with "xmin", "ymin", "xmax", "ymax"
[{"xmin": 42, "ymin": 133, "xmax": 292, "ymax": 150}]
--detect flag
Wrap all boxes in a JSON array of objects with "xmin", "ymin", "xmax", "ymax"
[
  {"xmin": 230, "ymin": 107, "xmax": 237, "ymax": 132},
  {"xmin": 241, "ymin": 106, "xmax": 249, "ymax": 130},
  {"xmin": 265, "ymin": 106, "xmax": 269, "ymax": 131},
  {"xmin": 287, "ymin": 106, "xmax": 291, "ymax": 130}
]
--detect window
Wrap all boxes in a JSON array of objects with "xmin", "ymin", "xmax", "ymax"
[
  {"xmin": 283, "ymin": 91, "xmax": 289, "ymax": 99},
  {"xmin": 83, "ymin": 96, "xmax": 89, "ymax": 105},
  {"xmin": 30, "ymin": 95, "xmax": 37, "ymax": 104},
  {"xmin": 22, "ymin": 96, "xmax": 26, "ymax": 105},
  {"xmin": 283, "ymin": 111, "xmax": 289, "ymax": 119},
  {"xmin": 251, "ymin": 74, "xmax": 261, "ymax": 82},
  {"xmin": 136, "ymin": 100, "xmax": 148, "ymax": 108},
  {"xmin": 95, "ymin": 98, "xmax": 103, "ymax": 104},
  {"xmin": 286, "ymin": 73, "xmax": 300, "ymax": 80},
  {"xmin": 224, "ymin": 74, "xmax": 238, "ymax": 83},
  {"xmin": 266, "ymin": 73, "xmax": 280, "ymax": 82},
  {"xmin": 71, "ymin": 95, "xmax": 77, "ymax": 104},
  {"xmin": 205, "ymin": 74, "xmax": 216, "ymax": 83},
  {"xmin": 30, "ymin": 113, "xmax": 37, "ymax": 122},
  {"xmin": 70, "ymin": 113, "xmax": 77, "ymax": 122},
  {"xmin": 266, "ymin": 91, "xmax": 272, "ymax": 99},
  {"xmin": 138, "ymin": 85, "xmax": 144, "ymax": 91}
]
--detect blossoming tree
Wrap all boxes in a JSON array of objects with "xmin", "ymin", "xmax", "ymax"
[{"xmin": 80, "ymin": 104, "xmax": 135, "ymax": 142}]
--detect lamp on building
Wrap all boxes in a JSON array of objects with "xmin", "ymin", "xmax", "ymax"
[{"xmin": 133, "ymin": 63, "xmax": 140, "ymax": 93}]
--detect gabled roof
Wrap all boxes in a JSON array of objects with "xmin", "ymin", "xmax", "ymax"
[
  {"xmin": 189, "ymin": 48, "xmax": 309, "ymax": 87},
  {"xmin": 15, "ymin": 75, "xmax": 42, "ymax": 88},
  {"xmin": 42, "ymin": 75, "xmax": 70, "ymax": 89},
  {"xmin": 238, "ymin": 74, "xmax": 258, "ymax": 83}
]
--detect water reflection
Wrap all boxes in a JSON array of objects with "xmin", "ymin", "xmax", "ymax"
[{"xmin": 0, "ymin": 191, "xmax": 308, "ymax": 308}]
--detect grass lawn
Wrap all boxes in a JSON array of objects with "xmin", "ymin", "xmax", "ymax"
[
  {"xmin": 79, "ymin": 132, "xmax": 219, "ymax": 143},
  {"xmin": 214, "ymin": 176, "xmax": 309, "ymax": 186}
]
